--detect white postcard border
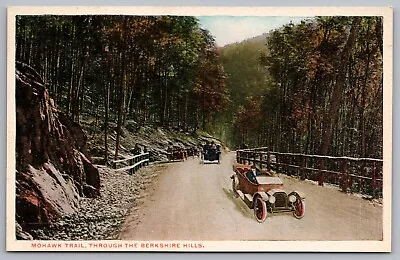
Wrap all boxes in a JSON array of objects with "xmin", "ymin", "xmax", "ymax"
[{"xmin": 6, "ymin": 5, "xmax": 393, "ymax": 252}]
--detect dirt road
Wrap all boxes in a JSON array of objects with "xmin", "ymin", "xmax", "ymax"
[{"xmin": 119, "ymin": 152, "xmax": 382, "ymax": 241}]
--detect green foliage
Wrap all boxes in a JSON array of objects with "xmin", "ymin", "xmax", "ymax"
[
  {"xmin": 216, "ymin": 37, "xmax": 271, "ymax": 147},
  {"xmin": 220, "ymin": 39, "xmax": 270, "ymax": 107}
]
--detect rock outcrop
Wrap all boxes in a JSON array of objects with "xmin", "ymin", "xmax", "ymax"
[{"xmin": 15, "ymin": 62, "xmax": 100, "ymax": 237}]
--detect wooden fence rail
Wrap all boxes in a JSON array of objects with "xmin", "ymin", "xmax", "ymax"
[
  {"xmin": 236, "ymin": 149, "xmax": 383, "ymax": 198},
  {"xmin": 112, "ymin": 152, "xmax": 150, "ymax": 174}
]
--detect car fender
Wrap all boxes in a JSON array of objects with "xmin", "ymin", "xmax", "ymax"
[
  {"xmin": 232, "ymin": 163, "xmax": 239, "ymax": 171},
  {"xmin": 288, "ymin": 191, "xmax": 305, "ymax": 199},
  {"xmin": 253, "ymin": 191, "xmax": 269, "ymax": 201},
  {"xmin": 230, "ymin": 174, "xmax": 239, "ymax": 184}
]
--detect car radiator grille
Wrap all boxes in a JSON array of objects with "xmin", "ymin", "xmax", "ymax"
[{"xmin": 274, "ymin": 192, "xmax": 287, "ymax": 208}]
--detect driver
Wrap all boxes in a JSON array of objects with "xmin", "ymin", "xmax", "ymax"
[
  {"xmin": 246, "ymin": 165, "xmax": 261, "ymax": 183},
  {"xmin": 246, "ymin": 168, "xmax": 257, "ymax": 183},
  {"xmin": 204, "ymin": 141, "xmax": 210, "ymax": 154}
]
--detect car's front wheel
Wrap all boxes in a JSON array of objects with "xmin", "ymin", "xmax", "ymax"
[
  {"xmin": 253, "ymin": 196, "xmax": 267, "ymax": 223},
  {"xmin": 293, "ymin": 198, "xmax": 305, "ymax": 219}
]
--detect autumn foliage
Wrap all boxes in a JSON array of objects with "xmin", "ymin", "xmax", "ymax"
[{"xmin": 226, "ymin": 17, "xmax": 383, "ymax": 159}]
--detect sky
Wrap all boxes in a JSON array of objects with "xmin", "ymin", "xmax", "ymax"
[{"xmin": 197, "ymin": 16, "xmax": 311, "ymax": 47}]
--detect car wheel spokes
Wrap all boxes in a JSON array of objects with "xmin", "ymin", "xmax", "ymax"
[
  {"xmin": 253, "ymin": 196, "xmax": 267, "ymax": 223},
  {"xmin": 293, "ymin": 198, "xmax": 305, "ymax": 219}
]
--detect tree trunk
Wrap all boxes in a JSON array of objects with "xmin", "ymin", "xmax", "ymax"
[
  {"xmin": 104, "ymin": 79, "xmax": 110, "ymax": 164},
  {"xmin": 318, "ymin": 17, "xmax": 362, "ymax": 185},
  {"xmin": 114, "ymin": 20, "xmax": 128, "ymax": 160}
]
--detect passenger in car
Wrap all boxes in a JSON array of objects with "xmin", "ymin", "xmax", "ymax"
[{"xmin": 246, "ymin": 168, "xmax": 258, "ymax": 183}]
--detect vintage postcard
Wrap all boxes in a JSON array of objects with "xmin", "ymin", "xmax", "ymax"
[{"xmin": 7, "ymin": 6, "xmax": 392, "ymax": 252}]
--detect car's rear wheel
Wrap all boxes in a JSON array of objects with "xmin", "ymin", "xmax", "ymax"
[
  {"xmin": 293, "ymin": 198, "xmax": 305, "ymax": 219},
  {"xmin": 253, "ymin": 196, "xmax": 267, "ymax": 223}
]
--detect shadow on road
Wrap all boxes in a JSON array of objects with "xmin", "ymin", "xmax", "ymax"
[{"xmin": 222, "ymin": 187, "xmax": 254, "ymax": 221}]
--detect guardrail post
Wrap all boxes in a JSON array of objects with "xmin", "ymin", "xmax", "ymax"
[
  {"xmin": 359, "ymin": 161, "xmax": 366, "ymax": 194},
  {"xmin": 300, "ymin": 156, "xmax": 306, "ymax": 180},
  {"xmin": 267, "ymin": 151, "xmax": 271, "ymax": 172},
  {"xmin": 318, "ymin": 158, "xmax": 324, "ymax": 186},
  {"xmin": 341, "ymin": 159, "xmax": 349, "ymax": 192},
  {"xmin": 372, "ymin": 161, "xmax": 377, "ymax": 198}
]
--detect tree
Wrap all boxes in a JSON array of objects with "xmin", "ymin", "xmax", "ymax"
[{"xmin": 319, "ymin": 17, "xmax": 362, "ymax": 157}]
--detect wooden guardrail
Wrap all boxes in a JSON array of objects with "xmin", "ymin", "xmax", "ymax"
[
  {"xmin": 236, "ymin": 148, "xmax": 383, "ymax": 198},
  {"xmin": 112, "ymin": 152, "xmax": 150, "ymax": 174}
]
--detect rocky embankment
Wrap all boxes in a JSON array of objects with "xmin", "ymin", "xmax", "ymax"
[
  {"xmin": 29, "ymin": 164, "xmax": 165, "ymax": 240},
  {"xmin": 15, "ymin": 62, "xmax": 100, "ymax": 239}
]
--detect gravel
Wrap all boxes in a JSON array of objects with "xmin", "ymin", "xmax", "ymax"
[{"xmin": 29, "ymin": 163, "xmax": 164, "ymax": 240}]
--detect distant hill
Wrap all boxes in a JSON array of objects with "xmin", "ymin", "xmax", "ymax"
[
  {"xmin": 218, "ymin": 32, "xmax": 270, "ymax": 109},
  {"xmin": 243, "ymin": 32, "xmax": 269, "ymax": 44},
  {"xmin": 222, "ymin": 32, "xmax": 269, "ymax": 49},
  {"xmin": 214, "ymin": 32, "xmax": 271, "ymax": 148}
]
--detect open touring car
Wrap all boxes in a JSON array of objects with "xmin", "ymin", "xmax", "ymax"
[{"xmin": 231, "ymin": 163, "xmax": 305, "ymax": 222}]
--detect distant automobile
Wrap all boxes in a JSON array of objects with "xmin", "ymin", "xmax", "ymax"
[
  {"xmin": 186, "ymin": 146, "xmax": 200, "ymax": 158},
  {"xmin": 167, "ymin": 147, "xmax": 186, "ymax": 162},
  {"xmin": 231, "ymin": 163, "xmax": 305, "ymax": 222},
  {"xmin": 201, "ymin": 143, "xmax": 221, "ymax": 164}
]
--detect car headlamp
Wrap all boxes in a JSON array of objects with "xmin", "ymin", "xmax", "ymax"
[
  {"xmin": 289, "ymin": 195, "xmax": 297, "ymax": 203},
  {"xmin": 268, "ymin": 196, "xmax": 276, "ymax": 204}
]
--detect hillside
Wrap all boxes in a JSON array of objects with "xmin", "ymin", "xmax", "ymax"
[{"xmin": 81, "ymin": 115, "xmax": 224, "ymax": 165}]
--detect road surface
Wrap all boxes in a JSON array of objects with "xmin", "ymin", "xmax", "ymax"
[{"xmin": 119, "ymin": 152, "xmax": 383, "ymax": 241}]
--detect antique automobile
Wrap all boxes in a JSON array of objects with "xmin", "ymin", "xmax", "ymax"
[
  {"xmin": 167, "ymin": 146, "xmax": 186, "ymax": 162},
  {"xmin": 186, "ymin": 146, "xmax": 200, "ymax": 158},
  {"xmin": 201, "ymin": 142, "xmax": 221, "ymax": 164},
  {"xmin": 231, "ymin": 163, "xmax": 305, "ymax": 222}
]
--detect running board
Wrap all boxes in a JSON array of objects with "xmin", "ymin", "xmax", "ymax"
[{"xmin": 236, "ymin": 190, "xmax": 253, "ymax": 208}]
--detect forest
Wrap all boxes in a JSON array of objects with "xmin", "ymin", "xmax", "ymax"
[
  {"xmin": 222, "ymin": 17, "xmax": 383, "ymax": 159},
  {"xmin": 16, "ymin": 15, "xmax": 383, "ymax": 160},
  {"xmin": 16, "ymin": 15, "xmax": 229, "ymax": 160}
]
